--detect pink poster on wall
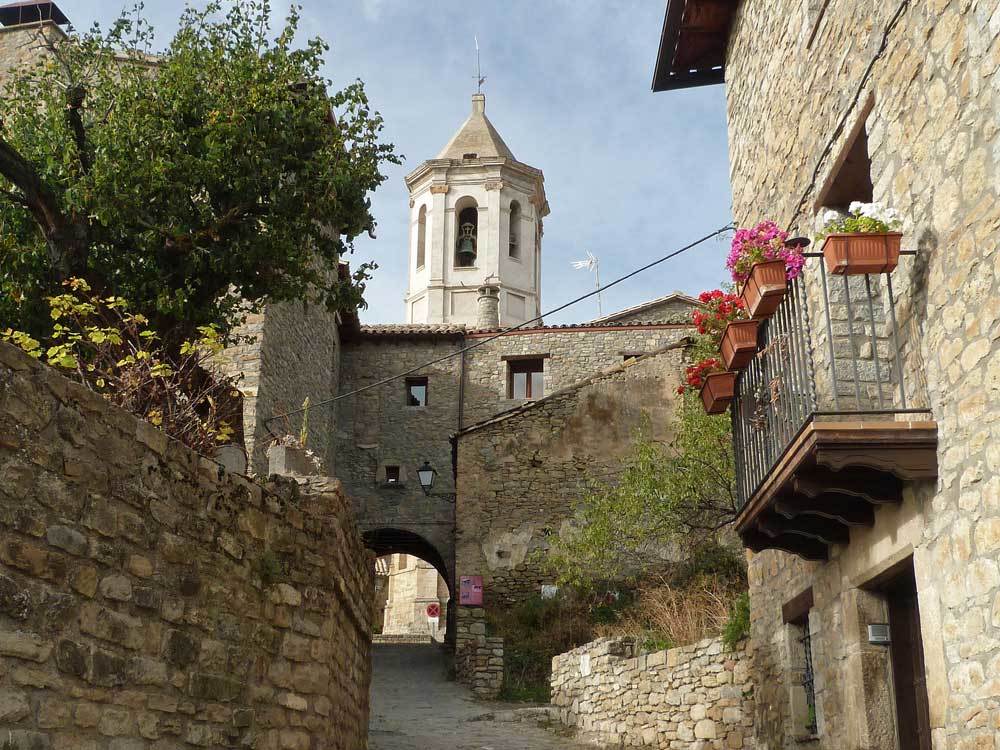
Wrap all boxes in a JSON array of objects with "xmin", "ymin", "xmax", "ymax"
[{"xmin": 459, "ymin": 575, "xmax": 483, "ymax": 606}]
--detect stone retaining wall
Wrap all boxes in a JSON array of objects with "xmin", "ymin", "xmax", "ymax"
[
  {"xmin": 550, "ymin": 636, "xmax": 754, "ymax": 748},
  {"xmin": 455, "ymin": 608, "xmax": 503, "ymax": 698},
  {"xmin": 0, "ymin": 341, "xmax": 373, "ymax": 749}
]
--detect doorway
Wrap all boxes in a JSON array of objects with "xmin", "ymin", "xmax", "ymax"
[{"xmin": 883, "ymin": 565, "xmax": 931, "ymax": 750}]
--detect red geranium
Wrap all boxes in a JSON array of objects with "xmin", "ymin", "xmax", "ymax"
[
  {"xmin": 677, "ymin": 357, "xmax": 725, "ymax": 394},
  {"xmin": 691, "ymin": 290, "xmax": 746, "ymax": 344}
]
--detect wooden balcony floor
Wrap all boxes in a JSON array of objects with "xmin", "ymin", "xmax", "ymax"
[{"xmin": 736, "ymin": 420, "xmax": 938, "ymax": 560}]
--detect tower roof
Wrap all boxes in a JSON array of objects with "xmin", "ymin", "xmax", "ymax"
[{"xmin": 436, "ymin": 93, "xmax": 515, "ymax": 161}]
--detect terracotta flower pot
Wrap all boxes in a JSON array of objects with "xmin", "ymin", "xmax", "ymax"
[
  {"xmin": 720, "ymin": 320, "xmax": 760, "ymax": 371},
  {"xmin": 700, "ymin": 371, "xmax": 737, "ymax": 415},
  {"xmin": 821, "ymin": 232, "xmax": 901, "ymax": 275},
  {"xmin": 739, "ymin": 260, "xmax": 788, "ymax": 319}
]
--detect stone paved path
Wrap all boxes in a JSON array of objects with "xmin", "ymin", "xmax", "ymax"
[{"xmin": 368, "ymin": 643, "xmax": 592, "ymax": 750}]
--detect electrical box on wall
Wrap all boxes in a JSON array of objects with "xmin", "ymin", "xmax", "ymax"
[{"xmin": 868, "ymin": 623, "xmax": 891, "ymax": 644}]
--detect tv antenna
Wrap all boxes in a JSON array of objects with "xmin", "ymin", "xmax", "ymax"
[{"xmin": 474, "ymin": 35, "xmax": 486, "ymax": 93}]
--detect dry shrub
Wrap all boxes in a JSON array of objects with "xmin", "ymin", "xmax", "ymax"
[
  {"xmin": 596, "ymin": 575, "xmax": 740, "ymax": 649},
  {"xmin": 2, "ymin": 278, "xmax": 243, "ymax": 454}
]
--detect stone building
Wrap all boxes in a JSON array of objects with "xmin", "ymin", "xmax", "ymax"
[
  {"xmin": 0, "ymin": 0, "xmax": 707, "ymax": 700},
  {"xmin": 377, "ymin": 554, "xmax": 450, "ymax": 641},
  {"xmin": 331, "ymin": 90, "xmax": 699, "ymax": 652},
  {"xmin": 654, "ymin": 1, "xmax": 999, "ymax": 749}
]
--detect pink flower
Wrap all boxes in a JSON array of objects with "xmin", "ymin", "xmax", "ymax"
[{"xmin": 727, "ymin": 221, "xmax": 802, "ymax": 284}]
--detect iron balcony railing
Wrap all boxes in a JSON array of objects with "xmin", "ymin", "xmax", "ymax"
[{"xmin": 731, "ymin": 252, "xmax": 930, "ymax": 506}]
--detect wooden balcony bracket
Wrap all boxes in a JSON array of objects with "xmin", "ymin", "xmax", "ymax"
[{"xmin": 736, "ymin": 420, "xmax": 937, "ymax": 560}]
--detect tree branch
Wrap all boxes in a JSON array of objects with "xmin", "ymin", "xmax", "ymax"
[
  {"xmin": 0, "ymin": 134, "xmax": 84, "ymax": 276},
  {"xmin": 64, "ymin": 85, "xmax": 92, "ymax": 174}
]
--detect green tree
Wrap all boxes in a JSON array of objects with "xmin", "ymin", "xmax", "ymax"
[
  {"xmin": 548, "ymin": 394, "xmax": 739, "ymax": 586},
  {"xmin": 0, "ymin": 1, "xmax": 399, "ymax": 346}
]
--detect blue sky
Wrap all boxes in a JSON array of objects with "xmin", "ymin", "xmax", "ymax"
[{"xmin": 58, "ymin": 1, "xmax": 734, "ymax": 323}]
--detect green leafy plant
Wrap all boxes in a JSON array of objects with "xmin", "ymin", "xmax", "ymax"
[
  {"xmin": 547, "ymin": 400, "xmax": 738, "ymax": 587},
  {"xmin": 818, "ymin": 202, "xmax": 902, "ymax": 240},
  {"xmin": 2, "ymin": 278, "xmax": 240, "ymax": 452},
  {"xmin": 0, "ymin": 1, "xmax": 400, "ymax": 347},
  {"xmin": 722, "ymin": 590, "xmax": 751, "ymax": 650},
  {"xmin": 255, "ymin": 550, "xmax": 285, "ymax": 586},
  {"xmin": 488, "ymin": 593, "xmax": 594, "ymax": 703}
]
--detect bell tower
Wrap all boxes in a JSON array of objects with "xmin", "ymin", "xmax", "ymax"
[{"xmin": 404, "ymin": 93, "xmax": 549, "ymax": 327}]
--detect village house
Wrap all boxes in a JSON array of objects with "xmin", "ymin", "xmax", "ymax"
[{"xmin": 653, "ymin": 0, "xmax": 1000, "ymax": 748}]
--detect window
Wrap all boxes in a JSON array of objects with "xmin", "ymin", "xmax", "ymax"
[
  {"xmin": 783, "ymin": 588, "xmax": 819, "ymax": 738},
  {"xmin": 406, "ymin": 377, "xmax": 428, "ymax": 407},
  {"xmin": 454, "ymin": 197, "xmax": 478, "ymax": 267},
  {"xmin": 508, "ymin": 201, "xmax": 521, "ymax": 258},
  {"xmin": 416, "ymin": 205, "xmax": 427, "ymax": 269},
  {"xmin": 385, "ymin": 465, "xmax": 400, "ymax": 484},
  {"xmin": 797, "ymin": 622, "xmax": 818, "ymax": 735},
  {"xmin": 816, "ymin": 99, "xmax": 874, "ymax": 212},
  {"xmin": 508, "ymin": 358, "xmax": 544, "ymax": 399}
]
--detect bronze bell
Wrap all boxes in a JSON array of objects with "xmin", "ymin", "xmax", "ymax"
[{"xmin": 456, "ymin": 222, "xmax": 477, "ymax": 261}]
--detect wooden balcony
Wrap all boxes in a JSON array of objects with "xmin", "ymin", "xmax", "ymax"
[
  {"xmin": 731, "ymin": 256, "xmax": 936, "ymax": 560},
  {"xmin": 736, "ymin": 420, "xmax": 937, "ymax": 560}
]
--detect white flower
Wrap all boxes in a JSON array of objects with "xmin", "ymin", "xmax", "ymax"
[{"xmin": 848, "ymin": 201, "xmax": 865, "ymax": 214}]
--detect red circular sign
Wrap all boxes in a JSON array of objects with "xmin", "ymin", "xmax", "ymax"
[{"xmin": 426, "ymin": 602, "xmax": 441, "ymax": 618}]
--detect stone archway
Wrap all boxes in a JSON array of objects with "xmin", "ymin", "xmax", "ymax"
[{"xmin": 363, "ymin": 528, "xmax": 455, "ymax": 643}]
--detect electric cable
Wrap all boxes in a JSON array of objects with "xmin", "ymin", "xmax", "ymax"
[
  {"xmin": 787, "ymin": 0, "xmax": 909, "ymax": 228},
  {"xmin": 263, "ymin": 222, "xmax": 734, "ymax": 429}
]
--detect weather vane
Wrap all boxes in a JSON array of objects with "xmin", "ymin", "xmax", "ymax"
[{"xmin": 474, "ymin": 35, "xmax": 486, "ymax": 93}]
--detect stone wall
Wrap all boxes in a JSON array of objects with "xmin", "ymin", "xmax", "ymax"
[
  {"xmin": 218, "ymin": 301, "xmax": 341, "ymax": 477},
  {"xmin": 333, "ymin": 323, "xmax": 691, "ymax": 601},
  {"xmin": 593, "ymin": 297, "xmax": 698, "ymax": 326},
  {"xmin": 0, "ymin": 341, "xmax": 373, "ymax": 749},
  {"xmin": 461, "ymin": 324, "xmax": 691, "ymax": 425},
  {"xmin": 455, "ymin": 343, "xmax": 687, "ymax": 609},
  {"xmin": 721, "ymin": 0, "xmax": 1000, "ymax": 748},
  {"xmin": 454, "ymin": 608, "xmax": 504, "ymax": 699},
  {"xmin": 0, "ymin": 23, "xmax": 61, "ymax": 81},
  {"xmin": 335, "ymin": 333, "xmax": 463, "ymax": 589},
  {"xmin": 550, "ymin": 636, "xmax": 754, "ymax": 748}
]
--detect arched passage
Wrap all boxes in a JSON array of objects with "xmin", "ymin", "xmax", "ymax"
[{"xmin": 363, "ymin": 528, "xmax": 455, "ymax": 643}]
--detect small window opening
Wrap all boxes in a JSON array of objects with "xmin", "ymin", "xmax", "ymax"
[
  {"xmin": 416, "ymin": 205, "xmax": 427, "ymax": 269},
  {"xmin": 783, "ymin": 588, "xmax": 819, "ymax": 737},
  {"xmin": 817, "ymin": 106, "xmax": 874, "ymax": 212},
  {"xmin": 462, "ymin": 152, "xmax": 478, "ymax": 159},
  {"xmin": 509, "ymin": 201, "xmax": 521, "ymax": 258},
  {"xmin": 385, "ymin": 465, "xmax": 400, "ymax": 484},
  {"xmin": 509, "ymin": 358, "xmax": 544, "ymax": 399},
  {"xmin": 797, "ymin": 621, "xmax": 818, "ymax": 735},
  {"xmin": 406, "ymin": 377, "xmax": 428, "ymax": 407}
]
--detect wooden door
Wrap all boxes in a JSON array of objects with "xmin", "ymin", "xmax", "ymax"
[{"xmin": 887, "ymin": 569, "xmax": 931, "ymax": 750}]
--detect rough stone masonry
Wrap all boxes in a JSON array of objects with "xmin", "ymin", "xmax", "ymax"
[
  {"xmin": 550, "ymin": 636, "xmax": 754, "ymax": 749},
  {"xmin": 0, "ymin": 340, "xmax": 373, "ymax": 749}
]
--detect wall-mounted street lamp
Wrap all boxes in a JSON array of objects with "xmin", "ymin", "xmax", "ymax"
[{"xmin": 417, "ymin": 461, "xmax": 438, "ymax": 496}]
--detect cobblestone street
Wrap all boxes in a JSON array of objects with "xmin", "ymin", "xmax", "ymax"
[{"xmin": 369, "ymin": 644, "xmax": 591, "ymax": 750}]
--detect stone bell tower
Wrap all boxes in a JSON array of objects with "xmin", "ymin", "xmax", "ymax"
[{"xmin": 404, "ymin": 93, "xmax": 549, "ymax": 327}]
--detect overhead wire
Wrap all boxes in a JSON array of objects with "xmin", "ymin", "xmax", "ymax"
[{"xmin": 263, "ymin": 222, "xmax": 735, "ymax": 430}]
